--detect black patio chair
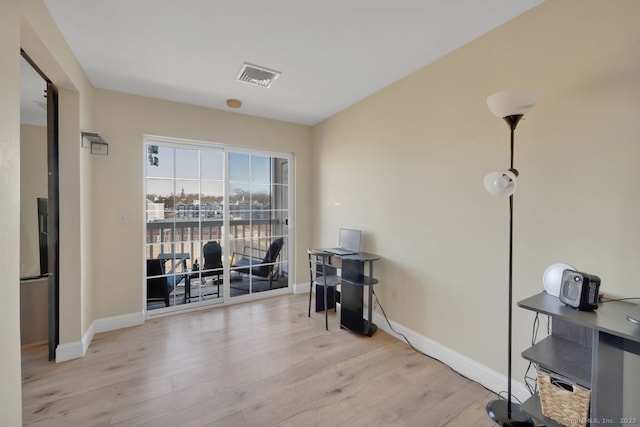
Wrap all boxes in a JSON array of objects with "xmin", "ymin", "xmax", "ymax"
[
  {"xmin": 190, "ymin": 241, "xmax": 224, "ymax": 298},
  {"xmin": 231, "ymin": 237, "xmax": 284, "ymax": 289},
  {"xmin": 146, "ymin": 259, "xmax": 172, "ymax": 307}
]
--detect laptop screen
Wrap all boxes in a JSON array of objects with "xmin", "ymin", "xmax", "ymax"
[{"xmin": 339, "ymin": 228, "xmax": 361, "ymax": 252}]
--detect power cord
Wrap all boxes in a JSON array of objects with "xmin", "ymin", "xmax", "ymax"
[
  {"xmin": 523, "ymin": 312, "xmax": 552, "ymax": 396},
  {"xmin": 371, "ymin": 288, "xmax": 520, "ymax": 402},
  {"xmin": 600, "ymin": 297, "xmax": 640, "ymax": 303},
  {"xmin": 524, "ymin": 313, "xmax": 539, "ymax": 395},
  {"xmin": 371, "ymin": 287, "xmax": 425, "ymax": 355}
]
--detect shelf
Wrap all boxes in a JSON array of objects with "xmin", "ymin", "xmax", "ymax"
[
  {"xmin": 518, "ymin": 292, "xmax": 640, "ymax": 344},
  {"xmin": 521, "ymin": 395, "xmax": 565, "ymax": 427},
  {"xmin": 340, "ymin": 276, "xmax": 378, "ymax": 286},
  {"xmin": 522, "ymin": 335, "xmax": 591, "ymax": 388}
]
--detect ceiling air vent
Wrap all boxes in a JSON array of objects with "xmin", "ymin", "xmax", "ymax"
[{"xmin": 237, "ymin": 63, "xmax": 280, "ymax": 88}]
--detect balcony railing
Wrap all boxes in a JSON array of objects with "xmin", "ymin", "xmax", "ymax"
[{"xmin": 146, "ymin": 218, "xmax": 286, "ymax": 267}]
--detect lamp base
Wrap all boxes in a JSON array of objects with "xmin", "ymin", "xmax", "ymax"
[{"xmin": 486, "ymin": 399, "xmax": 534, "ymax": 427}]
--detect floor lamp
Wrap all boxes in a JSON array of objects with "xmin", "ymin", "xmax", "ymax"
[{"xmin": 484, "ymin": 88, "xmax": 540, "ymax": 427}]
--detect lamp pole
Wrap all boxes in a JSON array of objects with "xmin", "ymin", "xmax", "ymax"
[
  {"xmin": 505, "ymin": 115, "xmax": 520, "ymax": 421},
  {"xmin": 485, "ymin": 108, "xmax": 535, "ymax": 427}
]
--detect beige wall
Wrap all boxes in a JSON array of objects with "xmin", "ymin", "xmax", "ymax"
[
  {"xmin": 313, "ymin": 0, "xmax": 640, "ymax": 383},
  {"xmin": 0, "ymin": 0, "xmax": 24, "ymax": 423},
  {"xmin": 20, "ymin": 124, "xmax": 48, "ymax": 277},
  {"xmin": 90, "ymin": 89, "xmax": 313, "ymax": 319},
  {"xmin": 20, "ymin": 0, "xmax": 96, "ymax": 350}
]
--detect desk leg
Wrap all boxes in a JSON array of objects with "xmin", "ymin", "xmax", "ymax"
[
  {"xmin": 340, "ymin": 282, "xmax": 364, "ymax": 334},
  {"xmin": 185, "ymin": 275, "xmax": 191, "ymax": 303},
  {"xmin": 340, "ymin": 260, "xmax": 377, "ymax": 337},
  {"xmin": 367, "ymin": 261, "xmax": 374, "ymax": 336},
  {"xmin": 182, "ymin": 259, "xmax": 190, "ymax": 303}
]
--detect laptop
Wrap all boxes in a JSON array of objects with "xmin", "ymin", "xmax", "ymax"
[{"xmin": 325, "ymin": 228, "xmax": 361, "ymax": 256}]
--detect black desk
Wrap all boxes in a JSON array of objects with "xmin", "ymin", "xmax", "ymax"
[
  {"xmin": 316, "ymin": 251, "xmax": 381, "ymax": 336},
  {"xmin": 185, "ymin": 267, "xmax": 222, "ymax": 302},
  {"xmin": 157, "ymin": 252, "xmax": 190, "ymax": 271}
]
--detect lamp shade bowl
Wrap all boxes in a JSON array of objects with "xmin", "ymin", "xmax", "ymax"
[{"xmin": 487, "ymin": 88, "xmax": 541, "ymax": 119}]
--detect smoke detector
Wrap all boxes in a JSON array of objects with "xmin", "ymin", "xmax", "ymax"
[{"xmin": 236, "ymin": 63, "xmax": 280, "ymax": 88}]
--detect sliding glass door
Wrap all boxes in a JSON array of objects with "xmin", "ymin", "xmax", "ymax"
[
  {"xmin": 228, "ymin": 152, "xmax": 289, "ymax": 296},
  {"xmin": 144, "ymin": 137, "xmax": 292, "ymax": 313}
]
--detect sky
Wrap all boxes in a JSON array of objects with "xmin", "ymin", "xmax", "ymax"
[{"xmin": 146, "ymin": 145, "xmax": 279, "ymax": 202}]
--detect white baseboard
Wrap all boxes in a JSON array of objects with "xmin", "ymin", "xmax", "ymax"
[
  {"xmin": 93, "ymin": 311, "xmax": 144, "ymax": 334},
  {"xmin": 55, "ymin": 311, "xmax": 144, "ymax": 363},
  {"xmin": 55, "ymin": 341, "xmax": 84, "ymax": 363},
  {"xmin": 371, "ymin": 310, "xmax": 530, "ymax": 403}
]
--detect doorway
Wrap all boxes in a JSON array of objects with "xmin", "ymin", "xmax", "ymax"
[{"xmin": 19, "ymin": 50, "xmax": 60, "ymax": 361}]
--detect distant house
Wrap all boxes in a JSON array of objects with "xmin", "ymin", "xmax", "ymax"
[{"xmin": 146, "ymin": 199, "xmax": 164, "ymax": 221}]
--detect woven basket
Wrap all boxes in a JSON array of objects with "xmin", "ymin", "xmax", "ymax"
[{"xmin": 537, "ymin": 368, "xmax": 590, "ymax": 427}]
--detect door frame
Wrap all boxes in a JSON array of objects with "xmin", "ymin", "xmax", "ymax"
[
  {"xmin": 20, "ymin": 49, "xmax": 60, "ymax": 361},
  {"xmin": 143, "ymin": 136, "xmax": 295, "ymax": 316}
]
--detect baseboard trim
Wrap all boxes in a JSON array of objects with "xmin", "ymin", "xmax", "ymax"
[
  {"xmin": 55, "ymin": 341, "xmax": 84, "ymax": 363},
  {"xmin": 371, "ymin": 311, "xmax": 530, "ymax": 403},
  {"xmin": 55, "ymin": 311, "xmax": 145, "ymax": 363},
  {"xmin": 93, "ymin": 311, "xmax": 144, "ymax": 334}
]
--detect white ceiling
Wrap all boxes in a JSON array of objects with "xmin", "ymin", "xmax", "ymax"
[{"xmin": 26, "ymin": 0, "xmax": 542, "ymax": 126}]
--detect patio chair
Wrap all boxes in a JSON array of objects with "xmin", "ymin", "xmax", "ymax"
[
  {"xmin": 147, "ymin": 254, "xmax": 189, "ymax": 306},
  {"xmin": 231, "ymin": 237, "xmax": 284, "ymax": 289},
  {"xmin": 146, "ymin": 258, "xmax": 173, "ymax": 307},
  {"xmin": 190, "ymin": 241, "xmax": 223, "ymax": 298}
]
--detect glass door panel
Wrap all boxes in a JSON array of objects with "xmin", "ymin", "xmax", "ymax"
[
  {"xmin": 201, "ymin": 150, "xmax": 224, "ymax": 180},
  {"xmin": 229, "ymin": 152, "xmax": 250, "ymax": 182},
  {"xmin": 146, "ymin": 145, "xmax": 186, "ymax": 308},
  {"xmin": 228, "ymin": 153, "xmax": 289, "ymax": 297},
  {"xmin": 191, "ymin": 151, "xmax": 225, "ymax": 304},
  {"xmin": 175, "ymin": 148, "xmax": 199, "ymax": 179}
]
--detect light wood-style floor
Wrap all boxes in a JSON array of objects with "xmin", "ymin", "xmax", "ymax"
[{"xmin": 22, "ymin": 293, "xmax": 497, "ymax": 426}]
